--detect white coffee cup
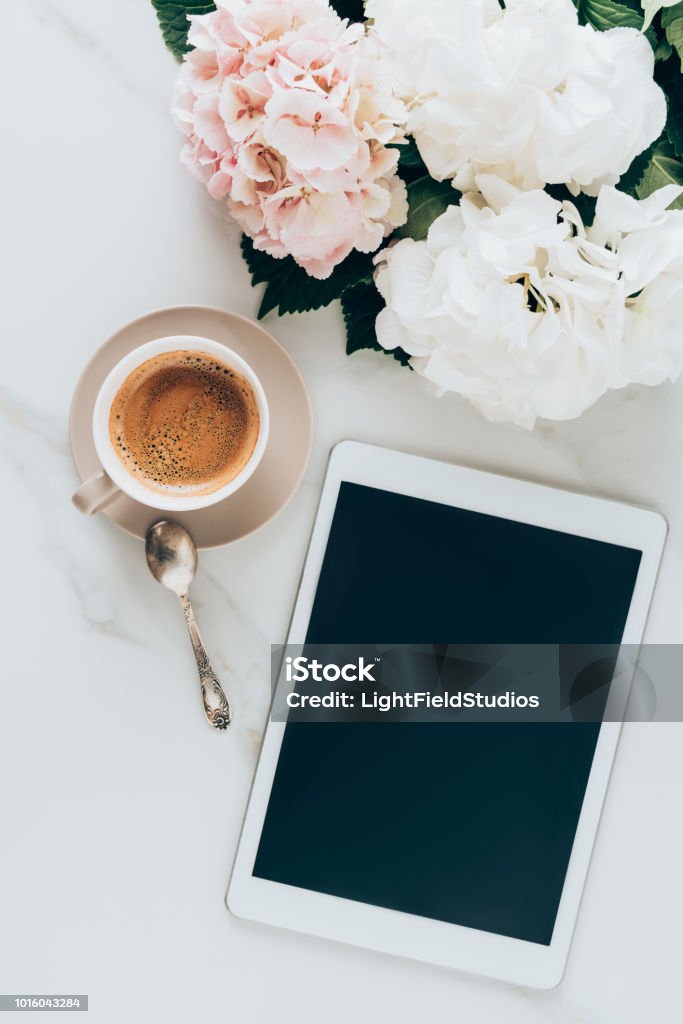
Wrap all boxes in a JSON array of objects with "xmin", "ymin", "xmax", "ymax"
[{"xmin": 72, "ymin": 335, "xmax": 270, "ymax": 515}]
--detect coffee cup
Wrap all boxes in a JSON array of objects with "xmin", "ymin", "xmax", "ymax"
[{"xmin": 72, "ymin": 336, "xmax": 269, "ymax": 515}]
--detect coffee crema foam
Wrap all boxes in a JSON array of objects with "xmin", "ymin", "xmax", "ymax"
[{"xmin": 109, "ymin": 351, "xmax": 260, "ymax": 496}]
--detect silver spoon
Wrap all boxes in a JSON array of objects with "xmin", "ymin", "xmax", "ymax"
[{"xmin": 145, "ymin": 521, "xmax": 232, "ymax": 731}]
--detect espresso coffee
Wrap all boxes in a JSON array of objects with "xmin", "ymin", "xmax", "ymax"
[{"xmin": 109, "ymin": 350, "xmax": 260, "ymax": 496}]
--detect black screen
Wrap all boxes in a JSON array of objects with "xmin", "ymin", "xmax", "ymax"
[{"xmin": 254, "ymin": 482, "xmax": 642, "ymax": 945}]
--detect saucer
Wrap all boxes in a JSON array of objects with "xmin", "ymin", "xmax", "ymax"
[{"xmin": 69, "ymin": 306, "xmax": 313, "ymax": 548}]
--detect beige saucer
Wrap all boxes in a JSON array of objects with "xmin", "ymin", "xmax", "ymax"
[{"xmin": 69, "ymin": 306, "xmax": 313, "ymax": 548}]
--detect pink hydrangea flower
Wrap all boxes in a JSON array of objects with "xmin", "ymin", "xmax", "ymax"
[{"xmin": 173, "ymin": 0, "xmax": 407, "ymax": 279}]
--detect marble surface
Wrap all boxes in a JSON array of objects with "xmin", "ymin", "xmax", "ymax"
[{"xmin": 2, "ymin": 2, "xmax": 682, "ymax": 1021}]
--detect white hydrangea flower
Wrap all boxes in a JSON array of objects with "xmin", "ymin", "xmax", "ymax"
[
  {"xmin": 374, "ymin": 177, "xmax": 683, "ymax": 428},
  {"xmin": 591, "ymin": 185, "xmax": 683, "ymax": 388},
  {"xmin": 366, "ymin": 0, "xmax": 666, "ymax": 194}
]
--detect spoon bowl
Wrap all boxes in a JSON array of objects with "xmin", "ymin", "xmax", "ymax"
[{"xmin": 145, "ymin": 521, "xmax": 198, "ymax": 596}]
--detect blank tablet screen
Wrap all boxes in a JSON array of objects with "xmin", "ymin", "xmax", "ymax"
[{"xmin": 253, "ymin": 483, "xmax": 642, "ymax": 946}]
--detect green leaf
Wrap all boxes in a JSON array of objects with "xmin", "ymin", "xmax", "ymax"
[
  {"xmin": 655, "ymin": 55, "xmax": 683, "ymax": 157},
  {"xmin": 387, "ymin": 138, "xmax": 430, "ymax": 186},
  {"xmin": 389, "ymin": 137, "xmax": 430, "ymax": 185},
  {"xmin": 636, "ymin": 139, "xmax": 683, "ymax": 207},
  {"xmin": 396, "ymin": 177, "xmax": 461, "ymax": 241},
  {"xmin": 667, "ymin": 92, "xmax": 683, "ymax": 159},
  {"xmin": 390, "ymin": 137, "xmax": 426, "ymax": 170},
  {"xmin": 241, "ymin": 237, "xmax": 374, "ymax": 319},
  {"xmin": 655, "ymin": 38, "xmax": 674, "ymax": 60},
  {"xmin": 662, "ymin": 2, "xmax": 683, "ymax": 69},
  {"xmin": 329, "ymin": 0, "xmax": 366, "ymax": 20},
  {"xmin": 342, "ymin": 280, "xmax": 411, "ymax": 367},
  {"xmin": 576, "ymin": 0, "xmax": 646, "ymax": 31},
  {"xmin": 151, "ymin": 0, "xmax": 216, "ymax": 60},
  {"xmin": 618, "ymin": 136, "xmax": 661, "ymax": 195}
]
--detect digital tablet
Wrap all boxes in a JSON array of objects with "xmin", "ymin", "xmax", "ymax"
[{"xmin": 227, "ymin": 441, "xmax": 666, "ymax": 988}]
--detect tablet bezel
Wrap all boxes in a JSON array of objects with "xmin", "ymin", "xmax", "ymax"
[{"xmin": 227, "ymin": 441, "xmax": 667, "ymax": 988}]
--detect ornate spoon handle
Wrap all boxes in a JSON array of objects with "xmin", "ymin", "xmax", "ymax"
[{"xmin": 179, "ymin": 594, "xmax": 232, "ymax": 730}]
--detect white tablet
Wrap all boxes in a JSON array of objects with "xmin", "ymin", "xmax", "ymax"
[{"xmin": 228, "ymin": 441, "xmax": 666, "ymax": 988}]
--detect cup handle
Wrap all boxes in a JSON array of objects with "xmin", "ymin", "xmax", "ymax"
[{"xmin": 72, "ymin": 470, "xmax": 121, "ymax": 515}]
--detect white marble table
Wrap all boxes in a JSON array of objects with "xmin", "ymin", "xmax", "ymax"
[{"xmin": 2, "ymin": 2, "xmax": 682, "ymax": 1021}]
